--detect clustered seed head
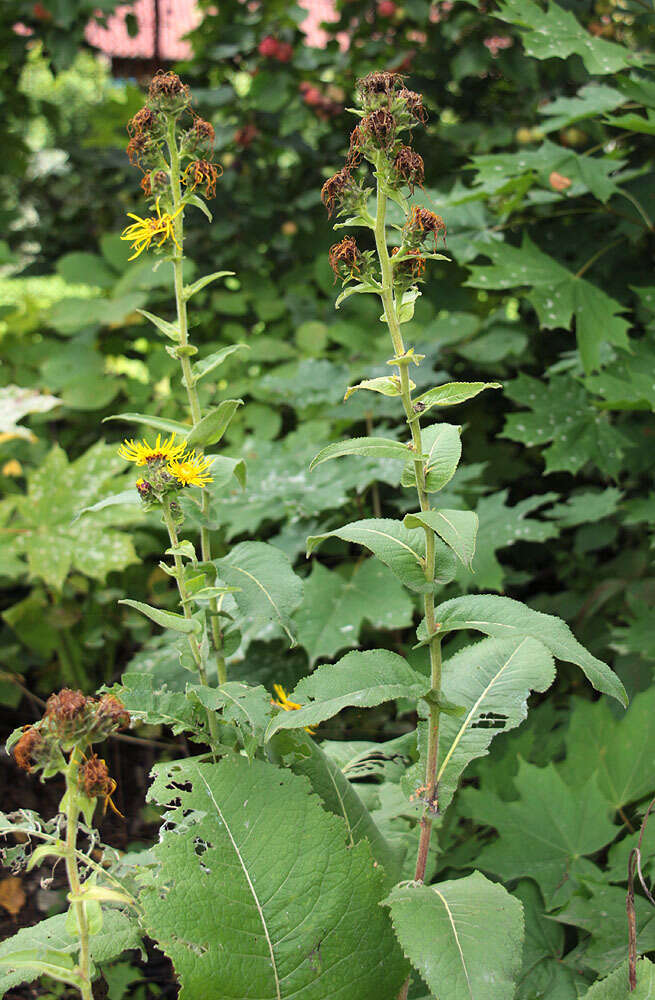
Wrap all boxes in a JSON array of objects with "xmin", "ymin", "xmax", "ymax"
[
  {"xmin": 394, "ymin": 146, "xmax": 424, "ymax": 193},
  {"xmin": 148, "ymin": 70, "xmax": 191, "ymax": 113},
  {"xmin": 361, "ymin": 108, "xmax": 397, "ymax": 150},
  {"xmin": 11, "ymin": 689, "xmax": 131, "ymax": 780},
  {"xmin": 398, "ymin": 87, "xmax": 427, "ymax": 124},
  {"xmin": 403, "ymin": 206, "xmax": 447, "ymax": 250},
  {"xmin": 185, "ymin": 159, "xmax": 222, "ymax": 199},
  {"xmin": 321, "ymin": 167, "xmax": 352, "ymax": 217},
  {"xmin": 13, "ymin": 727, "xmax": 45, "ymax": 772},
  {"xmin": 127, "ymin": 133, "xmax": 153, "ymax": 167},
  {"xmin": 357, "ymin": 71, "xmax": 403, "ymax": 108},
  {"xmin": 329, "ymin": 236, "xmax": 363, "ymax": 282},
  {"xmin": 79, "ymin": 754, "xmax": 113, "ymax": 799},
  {"xmin": 127, "ymin": 106, "xmax": 160, "ymax": 138},
  {"xmin": 183, "ymin": 117, "xmax": 215, "ymax": 157}
]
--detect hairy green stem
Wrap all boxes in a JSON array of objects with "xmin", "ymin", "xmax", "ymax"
[
  {"xmin": 166, "ymin": 123, "xmax": 227, "ymax": 686},
  {"xmin": 373, "ymin": 160, "xmax": 443, "ymax": 889},
  {"xmin": 64, "ymin": 758, "xmax": 93, "ymax": 1000}
]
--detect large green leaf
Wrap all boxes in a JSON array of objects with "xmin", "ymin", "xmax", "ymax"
[
  {"xmin": 185, "ymin": 399, "xmax": 243, "ymax": 448},
  {"xmin": 272, "ymin": 730, "xmax": 404, "ymax": 886},
  {"xmin": 309, "ymin": 436, "xmax": 412, "ymax": 470},
  {"xmin": 293, "ymin": 560, "xmax": 414, "ymax": 665},
  {"xmin": 414, "ymin": 381, "xmax": 501, "ymax": 412},
  {"xmin": 514, "ymin": 881, "xmax": 581, "ymax": 1000},
  {"xmin": 265, "ymin": 649, "xmax": 429, "ymax": 740},
  {"xmin": 425, "ymin": 636, "xmax": 556, "ymax": 814},
  {"xmin": 460, "ymin": 761, "xmax": 618, "ymax": 906},
  {"xmin": 401, "ymin": 423, "xmax": 462, "ymax": 493},
  {"xmin": 307, "ymin": 517, "xmax": 456, "ymax": 593},
  {"xmin": 583, "ymin": 959, "xmax": 655, "ymax": 999},
  {"xmin": 419, "ymin": 593, "xmax": 627, "ymax": 706},
  {"xmin": 384, "ymin": 871, "xmax": 524, "ymax": 1000},
  {"xmin": 141, "ymin": 756, "xmax": 408, "ymax": 1000},
  {"xmin": 215, "ymin": 541, "xmax": 303, "ymax": 643},
  {"xmin": 0, "ymin": 910, "xmax": 140, "ymax": 992},
  {"xmin": 403, "ymin": 509, "xmax": 478, "ymax": 569},
  {"xmin": 494, "ymin": 0, "xmax": 639, "ymax": 74},
  {"xmin": 467, "ymin": 236, "xmax": 631, "ymax": 372},
  {"xmin": 562, "ymin": 689, "xmax": 655, "ymax": 811}
]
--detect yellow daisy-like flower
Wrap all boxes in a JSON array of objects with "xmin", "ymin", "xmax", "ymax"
[
  {"xmin": 118, "ymin": 433, "xmax": 185, "ymax": 466},
  {"xmin": 271, "ymin": 684, "xmax": 316, "ymax": 734},
  {"xmin": 120, "ymin": 198, "xmax": 183, "ymax": 260},
  {"xmin": 167, "ymin": 450, "xmax": 214, "ymax": 488}
]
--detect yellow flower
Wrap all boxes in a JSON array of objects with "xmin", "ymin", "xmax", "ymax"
[
  {"xmin": 167, "ymin": 450, "xmax": 214, "ymax": 488},
  {"xmin": 2, "ymin": 459, "xmax": 23, "ymax": 477},
  {"xmin": 118, "ymin": 433, "xmax": 185, "ymax": 466},
  {"xmin": 271, "ymin": 684, "xmax": 316, "ymax": 734},
  {"xmin": 120, "ymin": 198, "xmax": 183, "ymax": 260}
]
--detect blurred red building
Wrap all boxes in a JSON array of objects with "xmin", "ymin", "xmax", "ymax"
[{"xmin": 84, "ymin": 0, "xmax": 339, "ymax": 73}]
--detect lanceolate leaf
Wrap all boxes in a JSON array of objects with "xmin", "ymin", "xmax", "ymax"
[
  {"xmin": 418, "ymin": 594, "xmax": 627, "ymax": 706},
  {"xmin": 433, "ymin": 636, "xmax": 556, "ymax": 814},
  {"xmin": 183, "ymin": 270, "xmax": 235, "ymax": 301},
  {"xmin": 404, "ymin": 509, "xmax": 478, "ymax": 569},
  {"xmin": 136, "ymin": 308, "xmax": 180, "ymax": 341},
  {"xmin": 309, "ymin": 436, "xmax": 412, "ymax": 470},
  {"xmin": 185, "ymin": 399, "xmax": 243, "ymax": 448},
  {"xmin": 344, "ymin": 376, "xmax": 409, "ymax": 400},
  {"xmin": 141, "ymin": 755, "xmax": 408, "ymax": 1000},
  {"xmin": 0, "ymin": 910, "xmax": 140, "ymax": 993},
  {"xmin": 401, "ymin": 423, "xmax": 462, "ymax": 493},
  {"xmin": 415, "ymin": 381, "xmax": 501, "ymax": 412},
  {"xmin": 118, "ymin": 599, "xmax": 201, "ymax": 635},
  {"xmin": 191, "ymin": 343, "xmax": 249, "ymax": 382},
  {"xmin": 215, "ymin": 541, "xmax": 303, "ymax": 643},
  {"xmin": 104, "ymin": 412, "xmax": 190, "ymax": 437},
  {"xmin": 307, "ymin": 518, "xmax": 457, "ymax": 593},
  {"xmin": 384, "ymin": 871, "xmax": 524, "ymax": 1000},
  {"xmin": 265, "ymin": 649, "xmax": 429, "ymax": 740}
]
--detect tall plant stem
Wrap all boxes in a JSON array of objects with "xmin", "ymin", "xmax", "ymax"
[
  {"xmin": 373, "ymin": 162, "xmax": 443, "ymax": 887},
  {"xmin": 167, "ymin": 123, "xmax": 227, "ymax": 686},
  {"xmin": 64, "ymin": 758, "xmax": 93, "ymax": 1000},
  {"xmin": 162, "ymin": 499, "xmax": 219, "ymax": 744}
]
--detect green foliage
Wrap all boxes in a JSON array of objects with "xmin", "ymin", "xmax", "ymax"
[{"xmin": 140, "ymin": 756, "xmax": 408, "ymax": 1000}]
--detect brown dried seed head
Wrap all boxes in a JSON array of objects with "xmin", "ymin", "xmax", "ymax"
[
  {"xmin": 399, "ymin": 87, "xmax": 427, "ymax": 123},
  {"xmin": 186, "ymin": 159, "xmax": 222, "ymax": 199},
  {"xmin": 329, "ymin": 236, "xmax": 363, "ymax": 280},
  {"xmin": 13, "ymin": 728, "xmax": 43, "ymax": 772},
  {"xmin": 95, "ymin": 695, "xmax": 130, "ymax": 732},
  {"xmin": 149, "ymin": 70, "xmax": 186, "ymax": 100},
  {"xmin": 404, "ymin": 206, "xmax": 447, "ymax": 249},
  {"xmin": 45, "ymin": 689, "xmax": 88, "ymax": 724},
  {"xmin": 357, "ymin": 71, "xmax": 403, "ymax": 103},
  {"xmin": 192, "ymin": 118, "xmax": 215, "ymax": 147},
  {"xmin": 321, "ymin": 166, "xmax": 353, "ymax": 217},
  {"xmin": 394, "ymin": 146, "xmax": 424, "ymax": 193},
  {"xmin": 361, "ymin": 108, "xmax": 396, "ymax": 149},
  {"xmin": 79, "ymin": 754, "xmax": 113, "ymax": 798},
  {"xmin": 127, "ymin": 106, "xmax": 158, "ymax": 137},
  {"xmin": 126, "ymin": 133, "xmax": 152, "ymax": 166}
]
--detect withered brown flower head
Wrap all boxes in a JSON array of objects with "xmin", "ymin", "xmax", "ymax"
[
  {"xmin": 13, "ymin": 727, "xmax": 43, "ymax": 772},
  {"xmin": 127, "ymin": 133, "xmax": 152, "ymax": 167},
  {"xmin": 361, "ymin": 108, "xmax": 396, "ymax": 150},
  {"xmin": 392, "ymin": 246, "xmax": 426, "ymax": 280},
  {"xmin": 399, "ymin": 88, "xmax": 427, "ymax": 124},
  {"xmin": 79, "ymin": 754, "xmax": 113, "ymax": 799},
  {"xmin": 185, "ymin": 159, "xmax": 222, "ymax": 199},
  {"xmin": 95, "ymin": 695, "xmax": 130, "ymax": 732},
  {"xmin": 357, "ymin": 71, "xmax": 403, "ymax": 105},
  {"xmin": 45, "ymin": 689, "xmax": 89, "ymax": 724},
  {"xmin": 149, "ymin": 70, "xmax": 186, "ymax": 100},
  {"xmin": 127, "ymin": 106, "xmax": 158, "ymax": 138},
  {"xmin": 404, "ymin": 206, "xmax": 447, "ymax": 250},
  {"xmin": 329, "ymin": 236, "xmax": 363, "ymax": 281},
  {"xmin": 321, "ymin": 166, "xmax": 353, "ymax": 218},
  {"xmin": 191, "ymin": 117, "xmax": 215, "ymax": 150},
  {"xmin": 394, "ymin": 146, "xmax": 424, "ymax": 193},
  {"xmin": 141, "ymin": 169, "xmax": 169, "ymax": 199}
]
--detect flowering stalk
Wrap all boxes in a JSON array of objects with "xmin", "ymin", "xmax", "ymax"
[
  {"xmin": 63, "ymin": 755, "xmax": 93, "ymax": 1000},
  {"xmin": 118, "ymin": 73, "xmax": 242, "ymax": 732}
]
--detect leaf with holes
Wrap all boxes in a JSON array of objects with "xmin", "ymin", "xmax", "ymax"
[
  {"xmin": 140, "ymin": 755, "xmax": 408, "ymax": 1000},
  {"xmin": 383, "ymin": 871, "xmax": 524, "ymax": 1000},
  {"xmin": 409, "ymin": 636, "xmax": 556, "ymax": 815}
]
